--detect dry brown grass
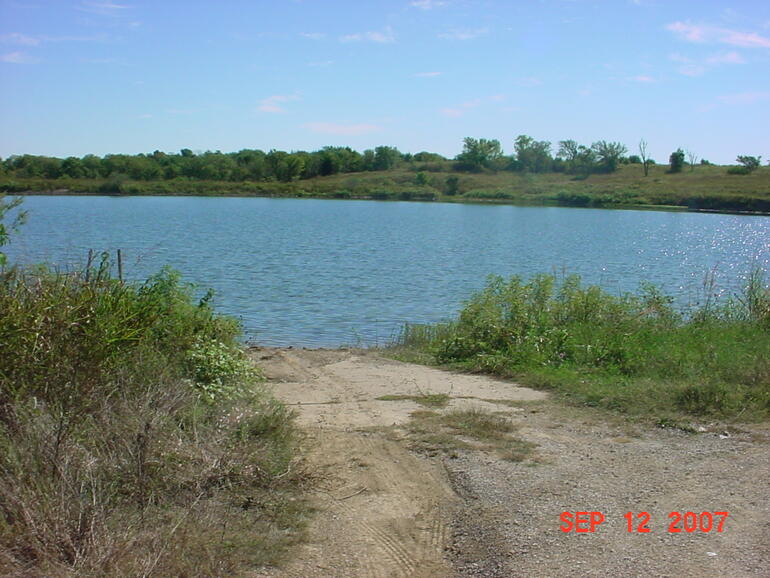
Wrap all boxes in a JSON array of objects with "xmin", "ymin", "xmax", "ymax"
[{"xmin": 0, "ymin": 266, "xmax": 308, "ymax": 576}]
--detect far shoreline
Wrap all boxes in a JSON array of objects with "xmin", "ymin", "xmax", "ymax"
[{"xmin": 13, "ymin": 188, "xmax": 770, "ymax": 217}]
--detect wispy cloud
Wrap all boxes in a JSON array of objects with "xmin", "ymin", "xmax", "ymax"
[
  {"xmin": 299, "ymin": 32, "xmax": 325, "ymax": 40},
  {"xmin": 77, "ymin": 1, "xmax": 130, "ymax": 17},
  {"xmin": 0, "ymin": 33, "xmax": 40, "ymax": 46},
  {"xmin": 667, "ymin": 22, "xmax": 707, "ymax": 42},
  {"xmin": 438, "ymin": 28, "xmax": 488, "ymax": 40},
  {"xmin": 718, "ymin": 91, "xmax": 770, "ymax": 105},
  {"xmin": 669, "ymin": 53, "xmax": 706, "ymax": 76},
  {"xmin": 440, "ymin": 95, "xmax": 500, "ymax": 118},
  {"xmin": 706, "ymin": 50, "xmax": 744, "ymax": 64},
  {"xmin": 81, "ymin": 57, "xmax": 118, "ymax": 64},
  {"xmin": 413, "ymin": 71, "xmax": 442, "ymax": 77},
  {"xmin": 669, "ymin": 50, "xmax": 744, "ymax": 76},
  {"xmin": 629, "ymin": 74, "xmax": 656, "ymax": 83},
  {"xmin": 516, "ymin": 77, "xmax": 542, "ymax": 87},
  {"xmin": 0, "ymin": 51, "xmax": 34, "ymax": 64},
  {"xmin": 718, "ymin": 30, "xmax": 770, "ymax": 48},
  {"xmin": 340, "ymin": 26, "xmax": 395, "ymax": 44},
  {"xmin": 667, "ymin": 21, "xmax": 770, "ymax": 49},
  {"xmin": 258, "ymin": 94, "xmax": 301, "ymax": 113},
  {"xmin": 410, "ymin": 0, "xmax": 448, "ymax": 10},
  {"xmin": 304, "ymin": 122, "xmax": 381, "ymax": 136}
]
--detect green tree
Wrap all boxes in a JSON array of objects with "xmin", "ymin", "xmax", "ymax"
[
  {"xmin": 318, "ymin": 149, "xmax": 340, "ymax": 176},
  {"xmin": 455, "ymin": 137, "xmax": 503, "ymax": 172},
  {"xmin": 513, "ymin": 135, "xmax": 552, "ymax": 173},
  {"xmin": 413, "ymin": 151, "xmax": 445, "ymax": 162},
  {"xmin": 61, "ymin": 156, "xmax": 86, "ymax": 179},
  {"xmin": 557, "ymin": 140, "xmax": 580, "ymax": 164},
  {"xmin": 736, "ymin": 155, "xmax": 761, "ymax": 172},
  {"xmin": 557, "ymin": 140, "xmax": 595, "ymax": 176},
  {"xmin": 445, "ymin": 175, "xmax": 460, "ymax": 195},
  {"xmin": 81, "ymin": 154, "xmax": 104, "ymax": 178},
  {"xmin": 591, "ymin": 141, "xmax": 627, "ymax": 173},
  {"xmin": 668, "ymin": 148, "xmax": 685, "ymax": 173},
  {"xmin": 284, "ymin": 155, "xmax": 305, "ymax": 182},
  {"xmin": 373, "ymin": 146, "xmax": 401, "ymax": 171},
  {"xmin": 361, "ymin": 149, "xmax": 376, "ymax": 171}
]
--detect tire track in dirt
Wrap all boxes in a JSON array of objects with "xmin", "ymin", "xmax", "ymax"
[
  {"xmin": 250, "ymin": 347, "xmax": 769, "ymax": 577},
  {"xmin": 248, "ymin": 347, "xmax": 545, "ymax": 577}
]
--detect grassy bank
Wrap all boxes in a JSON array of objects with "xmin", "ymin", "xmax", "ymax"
[
  {"xmin": 392, "ymin": 273, "xmax": 770, "ymax": 423},
  {"xmin": 4, "ymin": 162, "xmax": 770, "ymax": 214},
  {"xmin": 0, "ymin": 257, "xmax": 305, "ymax": 576}
]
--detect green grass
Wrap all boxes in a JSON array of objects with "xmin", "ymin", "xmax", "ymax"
[
  {"xmin": 5, "ymin": 162, "xmax": 770, "ymax": 214},
  {"xmin": 393, "ymin": 272, "xmax": 770, "ymax": 422},
  {"xmin": 377, "ymin": 393, "xmax": 451, "ymax": 408},
  {"xmin": 0, "ymin": 257, "xmax": 306, "ymax": 576},
  {"xmin": 404, "ymin": 408, "xmax": 536, "ymax": 461}
]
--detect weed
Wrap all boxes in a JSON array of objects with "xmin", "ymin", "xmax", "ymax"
[
  {"xmin": 0, "ymin": 259, "xmax": 304, "ymax": 576},
  {"xmin": 404, "ymin": 408, "xmax": 536, "ymax": 461},
  {"xmin": 377, "ymin": 393, "xmax": 451, "ymax": 408},
  {"xmin": 394, "ymin": 272, "xmax": 770, "ymax": 420}
]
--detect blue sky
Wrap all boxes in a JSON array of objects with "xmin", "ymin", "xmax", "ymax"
[{"xmin": 1, "ymin": 0, "xmax": 769, "ymax": 164}]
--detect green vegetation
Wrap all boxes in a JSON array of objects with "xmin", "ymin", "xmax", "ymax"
[
  {"xmin": 728, "ymin": 155, "xmax": 763, "ymax": 175},
  {"xmin": 2, "ymin": 136, "xmax": 769, "ymax": 213},
  {"xmin": 0, "ymin": 194, "xmax": 24, "ymax": 266},
  {"xmin": 376, "ymin": 393, "xmax": 451, "ymax": 408},
  {"xmin": 0, "ymin": 232, "xmax": 305, "ymax": 574},
  {"xmin": 404, "ymin": 408, "xmax": 536, "ymax": 462},
  {"xmin": 669, "ymin": 148, "xmax": 686, "ymax": 173},
  {"xmin": 395, "ymin": 273, "xmax": 770, "ymax": 422}
]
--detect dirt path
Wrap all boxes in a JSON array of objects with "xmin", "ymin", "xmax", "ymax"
[{"xmin": 250, "ymin": 348, "xmax": 769, "ymax": 578}]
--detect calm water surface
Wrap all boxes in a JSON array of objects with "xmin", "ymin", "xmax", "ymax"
[{"xmin": 6, "ymin": 196, "xmax": 769, "ymax": 346}]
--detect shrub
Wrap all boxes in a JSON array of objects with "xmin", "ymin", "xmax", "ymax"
[
  {"xmin": 186, "ymin": 336, "xmax": 260, "ymax": 401},
  {"xmin": 736, "ymin": 155, "xmax": 761, "ymax": 172},
  {"xmin": 668, "ymin": 149, "xmax": 685, "ymax": 173},
  {"xmin": 0, "ymin": 258, "xmax": 302, "ymax": 575},
  {"xmin": 399, "ymin": 272, "xmax": 770, "ymax": 419}
]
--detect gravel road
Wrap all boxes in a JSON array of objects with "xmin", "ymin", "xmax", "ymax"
[{"xmin": 250, "ymin": 348, "xmax": 770, "ymax": 578}]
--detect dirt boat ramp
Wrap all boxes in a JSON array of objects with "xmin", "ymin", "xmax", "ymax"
[{"xmin": 250, "ymin": 348, "xmax": 769, "ymax": 578}]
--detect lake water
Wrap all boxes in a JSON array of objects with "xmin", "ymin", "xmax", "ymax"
[{"xmin": 5, "ymin": 196, "xmax": 769, "ymax": 347}]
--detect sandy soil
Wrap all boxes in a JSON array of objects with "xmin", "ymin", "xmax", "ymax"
[{"xmin": 249, "ymin": 347, "xmax": 770, "ymax": 578}]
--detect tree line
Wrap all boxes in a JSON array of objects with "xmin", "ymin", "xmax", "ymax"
[
  {"xmin": 1, "ymin": 136, "xmax": 763, "ymax": 185},
  {"xmin": 0, "ymin": 145, "xmax": 423, "ymax": 183}
]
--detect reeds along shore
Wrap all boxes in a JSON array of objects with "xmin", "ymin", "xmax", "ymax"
[{"xmin": 396, "ymin": 272, "xmax": 770, "ymax": 421}]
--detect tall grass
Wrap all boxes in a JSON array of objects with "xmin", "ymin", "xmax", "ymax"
[
  {"xmin": 0, "ymin": 257, "xmax": 304, "ymax": 576},
  {"xmin": 397, "ymin": 273, "xmax": 770, "ymax": 420}
]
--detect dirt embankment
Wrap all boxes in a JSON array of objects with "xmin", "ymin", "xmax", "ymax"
[{"xmin": 250, "ymin": 348, "xmax": 769, "ymax": 578}]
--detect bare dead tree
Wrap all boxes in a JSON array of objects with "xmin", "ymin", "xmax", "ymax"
[
  {"xmin": 639, "ymin": 139, "xmax": 651, "ymax": 177},
  {"xmin": 686, "ymin": 150, "xmax": 698, "ymax": 171}
]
